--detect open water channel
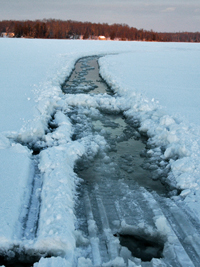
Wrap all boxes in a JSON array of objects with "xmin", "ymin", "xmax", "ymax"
[{"xmin": 62, "ymin": 56, "xmax": 167, "ymax": 266}]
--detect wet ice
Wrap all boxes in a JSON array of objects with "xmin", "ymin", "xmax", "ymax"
[{"xmin": 62, "ymin": 56, "xmax": 168, "ymax": 266}]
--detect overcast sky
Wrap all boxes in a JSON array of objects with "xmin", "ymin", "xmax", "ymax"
[{"xmin": 1, "ymin": 0, "xmax": 200, "ymax": 32}]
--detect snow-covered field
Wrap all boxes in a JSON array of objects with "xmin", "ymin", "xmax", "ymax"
[{"xmin": 0, "ymin": 38, "xmax": 200, "ymax": 267}]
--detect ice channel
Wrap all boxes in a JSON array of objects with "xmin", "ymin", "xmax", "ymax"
[
  {"xmin": 62, "ymin": 56, "xmax": 166, "ymax": 194},
  {"xmin": 62, "ymin": 56, "xmax": 168, "ymax": 266}
]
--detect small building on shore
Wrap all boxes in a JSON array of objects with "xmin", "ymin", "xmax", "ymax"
[
  {"xmin": 1, "ymin": 32, "xmax": 7, "ymax": 38},
  {"xmin": 8, "ymin": 32, "xmax": 15, "ymax": 38},
  {"xmin": 98, "ymin": 35, "xmax": 106, "ymax": 40},
  {"xmin": 0, "ymin": 32, "xmax": 15, "ymax": 38}
]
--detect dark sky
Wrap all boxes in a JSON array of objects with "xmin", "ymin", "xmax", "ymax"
[{"xmin": 1, "ymin": 0, "xmax": 200, "ymax": 32}]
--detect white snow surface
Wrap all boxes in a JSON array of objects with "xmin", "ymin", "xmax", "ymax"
[
  {"xmin": 98, "ymin": 44, "xmax": 200, "ymax": 216},
  {"xmin": 0, "ymin": 39, "xmax": 200, "ymax": 266}
]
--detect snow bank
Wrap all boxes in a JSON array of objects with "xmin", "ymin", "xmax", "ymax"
[{"xmin": 35, "ymin": 141, "xmax": 84, "ymax": 259}]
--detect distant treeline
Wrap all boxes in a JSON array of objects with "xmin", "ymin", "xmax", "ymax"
[{"xmin": 1, "ymin": 19, "xmax": 200, "ymax": 42}]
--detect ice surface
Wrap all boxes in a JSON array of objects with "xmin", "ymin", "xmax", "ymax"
[
  {"xmin": 99, "ymin": 46, "xmax": 200, "ymax": 218},
  {"xmin": 0, "ymin": 144, "xmax": 33, "ymax": 246},
  {"xmin": 33, "ymin": 256, "xmax": 70, "ymax": 267},
  {"xmin": 0, "ymin": 39, "xmax": 200, "ymax": 266},
  {"xmin": 99, "ymin": 43, "xmax": 200, "ymax": 125}
]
